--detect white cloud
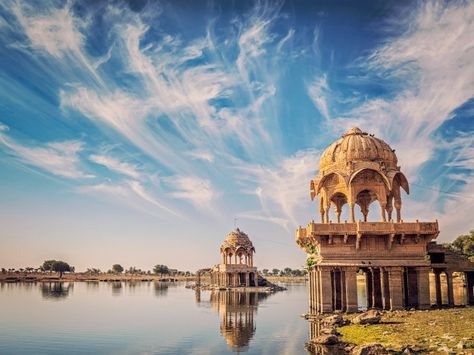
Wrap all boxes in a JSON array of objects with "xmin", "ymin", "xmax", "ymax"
[
  {"xmin": 89, "ymin": 154, "xmax": 141, "ymax": 179},
  {"xmin": 186, "ymin": 150, "xmax": 214, "ymax": 163},
  {"xmin": 236, "ymin": 149, "xmax": 320, "ymax": 229},
  {"xmin": 77, "ymin": 180, "xmax": 178, "ymax": 217},
  {"xmin": 10, "ymin": 2, "xmax": 104, "ymax": 85},
  {"xmin": 0, "ymin": 130, "xmax": 91, "ymax": 179},
  {"xmin": 307, "ymin": 75, "xmax": 330, "ymax": 121},
  {"xmin": 12, "ymin": 4, "xmax": 83, "ymax": 58},
  {"xmin": 169, "ymin": 176, "xmax": 219, "ymax": 209}
]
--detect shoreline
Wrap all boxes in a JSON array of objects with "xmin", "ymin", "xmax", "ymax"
[{"xmin": 0, "ymin": 272, "xmax": 308, "ymax": 283}]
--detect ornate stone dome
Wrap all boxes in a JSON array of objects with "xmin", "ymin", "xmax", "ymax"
[
  {"xmin": 220, "ymin": 228, "xmax": 255, "ymax": 253},
  {"xmin": 311, "ymin": 127, "xmax": 409, "ymax": 223},
  {"xmin": 319, "ymin": 127, "xmax": 398, "ymax": 172}
]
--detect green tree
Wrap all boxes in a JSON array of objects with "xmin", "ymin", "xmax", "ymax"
[
  {"xmin": 262, "ymin": 269, "xmax": 269, "ymax": 276},
  {"xmin": 272, "ymin": 268, "xmax": 280, "ymax": 276},
  {"xmin": 283, "ymin": 267, "xmax": 292, "ymax": 276},
  {"xmin": 42, "ymin": 260, "xmax": 57, "ymax": 272},
  {"xmin": 112, "ymin": 264, "xmax": 124, "ymax": 274},
  {"xmin": 50, "ymin": 261, "xmax": 73, "ymax": 278},
  {"xmin": 449, "ymin": 230, "xmax": 474, "ymax": 262},
  {"xmin": 153, "ymin": 264, "xmax": 169, "ymax": 275}
]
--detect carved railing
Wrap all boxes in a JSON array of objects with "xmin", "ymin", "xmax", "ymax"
[{"xmin": 296, "ymin": 220, "xmax": 438, "ymax": 241}]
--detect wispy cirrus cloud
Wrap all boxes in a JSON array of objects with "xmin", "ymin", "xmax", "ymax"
[
  {"xmin": 77, "ymin": 179, "xmax": 179, "ymax": 217},
  {"xmin": 236, "ymin": 149, "xmax": 320, "ymax": 229},
  {"xmin": 89, "ymin": 154, "xmax": 141, "ymax": 179},
  {"xmin": 0, "ymin": 125, "xmax": 92, "ymax": 179},
  {"xmin": 307, "ymin": 75, "xmax": 330, "ymax": 121},
  {"xmin": 169, "ymin": 176, "xmax": 219, "ymax": 210}
]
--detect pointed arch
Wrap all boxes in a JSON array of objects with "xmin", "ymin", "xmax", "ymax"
[{"xmin": 349, "ymin": 168, "xmax": 391, "ymax": 190}]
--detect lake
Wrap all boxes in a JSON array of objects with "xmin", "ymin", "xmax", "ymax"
[{"xmin": 0, "ymin": 281, "xmax": 313, "ymax": 354}]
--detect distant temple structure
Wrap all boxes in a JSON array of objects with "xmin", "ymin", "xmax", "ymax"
[
  {"xmin": 210, "ymin": 229, "xmax": 258, "ymax": 288},
  {"xmin": 296, "ymin": 127, "xmax": 474, "ymax": 313}
]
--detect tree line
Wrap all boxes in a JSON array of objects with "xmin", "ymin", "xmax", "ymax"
[{"xmin": 260, "ymin": 268, "xmax": 307, "ymax": 277}]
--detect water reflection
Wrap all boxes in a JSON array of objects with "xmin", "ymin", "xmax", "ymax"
[
  {"xmin": 307, "ymin": 319, "xmax": 347, "ymax": 355},
  {"xmin": 154, "ymin": 282, "xmax": 169, "ymax": 298},
  {"xmin": 110, "ymin": 282, "xmax": 123, "ymax": 296},
  {"xmin": 197, "ymin": 290, "xmax": 270, "ymax": 352},
  {"xmin": 40, "ymin": 282, "xmax": 73, "ymax": 300}
]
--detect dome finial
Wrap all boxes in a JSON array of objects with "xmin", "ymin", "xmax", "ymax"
[{"xmin": 345, "ymin": 127, "xmax": 363, "ymax": 136}]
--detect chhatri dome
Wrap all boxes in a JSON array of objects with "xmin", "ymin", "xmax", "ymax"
[
  {"xmin": 311, "ymin": 127, "xmax": 409, "ymax": 224},
  {"xmin": 220, "ymin": 228, "xmax": 255, "ymax": 254}
]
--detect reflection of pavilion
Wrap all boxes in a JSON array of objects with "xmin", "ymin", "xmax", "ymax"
[{"xmin": 198, "ymin": 290, "xmax": 269, "ymax": 351}]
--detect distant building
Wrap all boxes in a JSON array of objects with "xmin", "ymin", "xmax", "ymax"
[
  {"xmin": 210, "ymin": 228, "xmax": 258, "ymax": 288},
  {"xmin": 296, "ymin": 127, "xmax": 474, "ymax": 313}
]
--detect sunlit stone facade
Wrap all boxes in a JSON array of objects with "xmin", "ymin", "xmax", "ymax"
[
  {"xmin": 296, "ymin": 127, "xmax": 474, "ymax": 313},
  {"xmin": 210, "ymin": 229, "xmax": 258, "ymax": 288}
]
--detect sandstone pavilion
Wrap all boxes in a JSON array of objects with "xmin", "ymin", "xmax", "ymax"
[
  {"xmin": 296, "ymin": 127, "xmax": 474, "ymax": 313},
  {"xmin": 210, "ymin": 228, "xmax": 258, "ymax": 288}
]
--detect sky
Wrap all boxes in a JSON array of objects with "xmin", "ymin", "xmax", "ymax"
[{"xmin": 0, "ymin": 0, "xmax": 473, "ymax": 272}]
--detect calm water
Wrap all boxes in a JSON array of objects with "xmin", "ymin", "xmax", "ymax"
[{"xmin": 0, "ymin": 281, "xmax": 312, "ymax": 354}]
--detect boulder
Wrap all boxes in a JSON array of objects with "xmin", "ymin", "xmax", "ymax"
[
  {"xmin": 353, "ymin": 310, "xmax": 382, "ymax": 325},
  {"xmin": 353, "ymin": 343, "xmax": 389, "ymax": 355},
  {"xmin": 312, "ymin": 334, "xmax": 339, "ymax": 345},
  {"xmin": 320, "ymin": 327, "xmax": 337, "ymax": 335},
  {"xmin": 322, "ymin": 314, "xmax": 343, "ymax": 326}
]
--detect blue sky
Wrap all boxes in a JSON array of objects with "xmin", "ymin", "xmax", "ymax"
[{"xmin": 0, "ymin": 0, "xmax": 473, "ymax": 271}]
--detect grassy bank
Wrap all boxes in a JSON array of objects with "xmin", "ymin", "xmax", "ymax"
[{"xmin": 339, "ymin": 307, "xmax": 474, "ymax": 352}]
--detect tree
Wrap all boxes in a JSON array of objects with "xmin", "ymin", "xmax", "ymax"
[
  {"xmin": 112, "ymin": 264, "xmax": 124, "ymax": 274},
  {"xmin": 42, "ymin": 261, "xmax": 73, "ymax": 278},
  {"xmin": 42, "ymin": 260, "xmax": 57, "ymax": 273},
  {"xmin": 153, "ymin": 264, "xmax": 169, "ymax": 275},
  {"xmin": 262, "ymin": 269, "xmax": 269, "ymax": 276},
  {"xmin": 272, "ymin": 268, "xmax": 280, "ymax": 276},
  {"xmin": 1, "ymin": 268, "xmax": 6, "ymax": 273},
  {"xmin": 449, "ymin": 230, "xmax": 474, "ymax": 262},
  {"xmin": 283, "ymin": 267, "xmax": 292, "ymax": 276}
]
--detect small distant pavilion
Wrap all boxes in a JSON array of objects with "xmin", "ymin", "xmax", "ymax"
[{"xmin": 210, "ymin": 228, "xmax": 258, "ymax": 288}]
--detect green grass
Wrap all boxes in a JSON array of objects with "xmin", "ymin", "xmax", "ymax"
[{"xmin": 338, "ymin": 307, "xmax": 474, "ymax": 353}]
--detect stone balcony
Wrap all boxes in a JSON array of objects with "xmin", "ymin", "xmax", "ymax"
[
  {"xmin": 297, "ymin": 220, "xmax": 438, "ymax": 238},
  {"xmin": 296, "ymin": 220, "xmax": 439, "ymax": 252}
]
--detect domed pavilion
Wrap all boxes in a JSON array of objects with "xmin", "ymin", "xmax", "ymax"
[
  {"xmin": 297, "ymin": 127, "xmax": 442, "ymax": 313},
  {"xmin": 210, "ymin": 228, "xmax": 258, "ymax": 288},
  {"xmin": 313, "ymin": 127, "xmax": 409, "ymax": 224}
]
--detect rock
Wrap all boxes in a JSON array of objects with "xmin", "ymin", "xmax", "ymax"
[
  {"xmin": 437, "ymin": 345, "xmax": 451, "ymax": 353},
  {"xmin": 320, "ymin": 327, "xmax": 337, "ymax": 335},
  {"xmin": 322, "ymin": 314, "xmax": 343, "ymax": 326},
  {"xmin": 313, "ymin": 334, "xmax": 339, "ymax": 345},
  {"xmin": 353, "ymin": 310, "xmax": 382, "ymax": 325},
  {"xmin": 457, "ymin": 341, "xmax": 465, "ymax": 349},
  {"xmin": 352, "ymin": 343, "xmax": 389, "ymax": 355}
]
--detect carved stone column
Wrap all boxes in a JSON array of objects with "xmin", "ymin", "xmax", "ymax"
[
  {"xmin": 245, "ymin": 272, "xmax": 250, "ymax": 287},
  {"xmin": 319, "ymin": 267, "xmax": 333, "ymax": 313},
  {"xmin": 446, "ymin": 271, "xmax": 455, "ymax": 306},
  {"xmin": 309, "ymin": 269, "xmax": 315, "ymax": 313},
  {"xmin": 380, "ymin": 268, "xmax": 390, "ymax": 310},
  {"xmin": 434, "ymin": 270, "xmax": 442, "ymax": 307},
  {"xmin": 345, "ymin": 267, "xmax": 358, "ymax": 313},
  {"xmin": 416, "ymin": 266, "xmax": 431, "ymax": 309},
  {"xmin": 388, "ymin": 267, "xmax": 404, "ymax": 310}
]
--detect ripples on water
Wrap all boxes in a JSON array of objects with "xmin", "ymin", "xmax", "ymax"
[{"xmin": 0, "ymin": 281, "xmax": 314, "ymax": 354}]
